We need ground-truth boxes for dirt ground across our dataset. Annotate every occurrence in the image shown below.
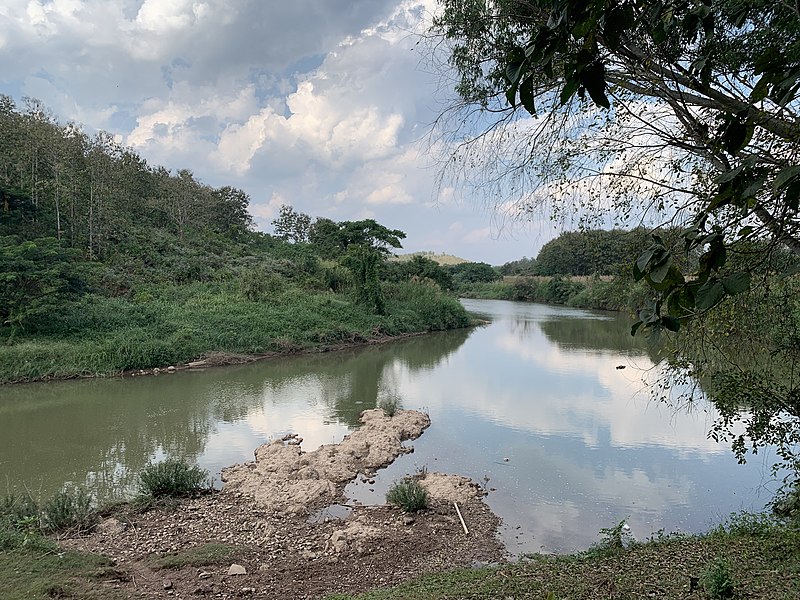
[61,410,506,599]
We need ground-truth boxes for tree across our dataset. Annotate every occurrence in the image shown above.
[433,0,800,331]
[271,205,312,244]
[308,217,407,258]
[0,235,88,329]
[448,261,501,286]
[342,244,386,314]
[385,255,455,290]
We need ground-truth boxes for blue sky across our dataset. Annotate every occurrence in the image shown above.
[1,0,563,264]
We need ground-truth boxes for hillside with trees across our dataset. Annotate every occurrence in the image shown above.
[0,97,469,383]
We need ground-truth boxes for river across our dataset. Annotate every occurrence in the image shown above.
[0,299,775,553]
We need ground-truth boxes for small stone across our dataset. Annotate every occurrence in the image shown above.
[503,457,510,462]
[163,579,173,590]
[227,563,247,576]
[403,516,415,526]
[198,571,211,579]
[241,588,256,595]
[167,365,176,372]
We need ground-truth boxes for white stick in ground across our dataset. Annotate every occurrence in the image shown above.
[454,501,469,535]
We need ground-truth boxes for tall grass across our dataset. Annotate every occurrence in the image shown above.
[138,459,209,498]
[0,278,471,383]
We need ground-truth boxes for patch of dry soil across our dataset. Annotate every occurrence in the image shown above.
[61,410,505,599]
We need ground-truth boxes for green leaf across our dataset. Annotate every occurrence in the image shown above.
[630,320,644,336]
[773,165,800,191]
[750,75,770,102]
[581,61,610,109]
[695,280,726,311]
[636,248,655,273]
[506,82,519,108]
[715,163,745,184]
[519,76,536,115]
[721,272,750,295]
[661,315,681,332]
[560,77,580,105]
[505,60,526,85]
[649,255,672,284]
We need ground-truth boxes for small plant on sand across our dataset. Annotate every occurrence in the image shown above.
[386,477,428,512]
[701,557,735,599]
[41,486,96,533]
[591,519,634,552]
[378,394,401,417]
[139,459,209,499]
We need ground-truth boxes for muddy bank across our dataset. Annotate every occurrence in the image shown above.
[61,409,505,599]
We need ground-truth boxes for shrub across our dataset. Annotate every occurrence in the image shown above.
[41,487,95,533]
[0,492,39,528]
[139,459,209,498]
[378,395,400,417]
[701,557,735,599]
[591,519,634,552]
[386,478,428,513]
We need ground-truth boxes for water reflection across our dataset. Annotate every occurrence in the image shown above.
[0,328,469,500]
[0,300,774,553]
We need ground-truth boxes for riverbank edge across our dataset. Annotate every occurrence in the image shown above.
[323,514,800,600]
[1,319,488,386]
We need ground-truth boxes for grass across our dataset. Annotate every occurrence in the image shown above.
[0,489,121,599]
[386,478,428,513]
[325,513,800,600]
[138,459,209,499]
[0,547,124,600]
[0,280,471,383]
[150,542,237,570]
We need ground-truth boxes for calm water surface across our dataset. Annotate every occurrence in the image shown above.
[0,299,775,553]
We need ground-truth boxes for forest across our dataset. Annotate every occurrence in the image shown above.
[0,97,469,383]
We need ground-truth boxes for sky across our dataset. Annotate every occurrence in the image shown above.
[0,0,561,264]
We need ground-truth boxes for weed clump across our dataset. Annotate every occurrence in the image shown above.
[386,478,428,513]
[139,459,209,499]
[41,487,96,533]
[589,519,634,553]
[701,557,735,599]
[378,395,400,417]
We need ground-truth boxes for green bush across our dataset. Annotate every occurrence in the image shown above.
[41,487,95,533]
[0,492,39,528]
[378,395,401,417]
[386,478,428,513]
[139,459,209,498]
[701,557,735,599]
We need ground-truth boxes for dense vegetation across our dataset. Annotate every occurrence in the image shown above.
[0,97,469,383]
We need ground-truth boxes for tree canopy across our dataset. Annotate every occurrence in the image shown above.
[433,0,800,331]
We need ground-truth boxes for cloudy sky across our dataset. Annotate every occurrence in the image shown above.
[1,0,560,263]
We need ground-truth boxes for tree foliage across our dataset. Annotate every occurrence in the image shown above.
[0,96,254,259]
[534,227,687,276]
[384,255,455,290]
[271,204,312,244]
[433,0,800,331]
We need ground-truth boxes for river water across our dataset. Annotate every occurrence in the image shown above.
[0,299,775,553]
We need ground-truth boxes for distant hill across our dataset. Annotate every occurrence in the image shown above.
[390,251,469,265]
